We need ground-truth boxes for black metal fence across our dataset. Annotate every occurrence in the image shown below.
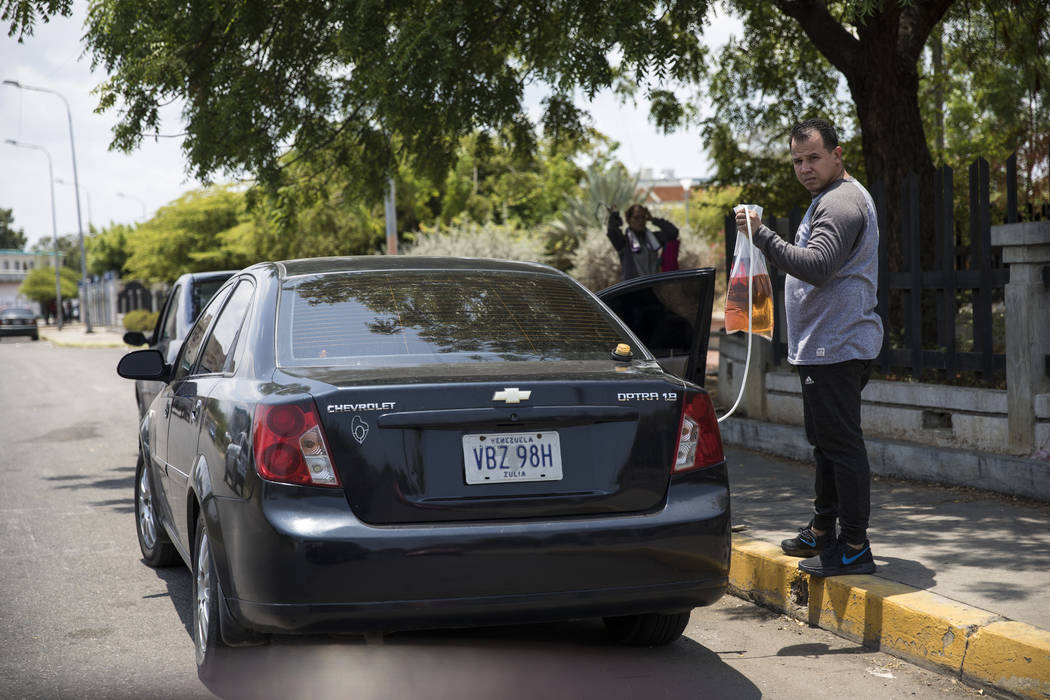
[722,154,1045,382]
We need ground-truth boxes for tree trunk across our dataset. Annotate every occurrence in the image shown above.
[774,0,954,274]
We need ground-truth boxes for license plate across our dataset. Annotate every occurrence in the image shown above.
[462,432,563,484]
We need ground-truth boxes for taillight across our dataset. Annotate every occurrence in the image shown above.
[673,391,725,473]
[253,401,340,487]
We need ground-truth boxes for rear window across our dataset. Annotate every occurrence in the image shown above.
[276,270,631,368]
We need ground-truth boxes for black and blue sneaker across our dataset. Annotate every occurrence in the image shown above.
[780,522,835,557]
[798,537,876,577]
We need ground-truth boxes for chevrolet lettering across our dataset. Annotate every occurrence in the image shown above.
[327,401,396,413]
[115,256,727,681]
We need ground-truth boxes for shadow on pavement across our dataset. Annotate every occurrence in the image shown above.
[150,563,761,700]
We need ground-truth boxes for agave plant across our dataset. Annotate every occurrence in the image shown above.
[546,163,652,270]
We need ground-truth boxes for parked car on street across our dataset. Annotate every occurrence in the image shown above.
[116,257,728,680]
[123,270,236,416]
[0,307,39,341]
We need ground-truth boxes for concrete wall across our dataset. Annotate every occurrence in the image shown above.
[719,331,1050,458]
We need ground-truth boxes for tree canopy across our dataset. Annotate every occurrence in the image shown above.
[0,207,28,249]
[77,0,709,204]
[31,232,83,271]
[700,0,1048,258]
[7,0,1046,274]
[18,263,79,305]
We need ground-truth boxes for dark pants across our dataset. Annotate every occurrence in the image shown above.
[798,360,872,545]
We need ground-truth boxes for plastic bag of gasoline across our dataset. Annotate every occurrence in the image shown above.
[724,205,774,340]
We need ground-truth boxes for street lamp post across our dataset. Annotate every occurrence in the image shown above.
[3,79,92,332]
[116,191,147,220]
[5,139,64,330]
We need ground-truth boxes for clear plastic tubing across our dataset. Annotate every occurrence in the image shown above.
[717,207,755,423]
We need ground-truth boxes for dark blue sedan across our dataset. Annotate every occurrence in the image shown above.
[117,257,729,680]
[0,306,39,341]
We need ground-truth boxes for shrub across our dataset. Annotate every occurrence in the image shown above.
[123,309,159,333]
[402,221,548,263]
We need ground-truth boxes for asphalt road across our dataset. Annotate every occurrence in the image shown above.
[0,338,990,700]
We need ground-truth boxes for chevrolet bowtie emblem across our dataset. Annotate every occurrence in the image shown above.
[492,388,531,404]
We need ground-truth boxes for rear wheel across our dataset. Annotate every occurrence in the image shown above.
[135,453,179,567]
[194,513,227,680]
[603,611,691,646]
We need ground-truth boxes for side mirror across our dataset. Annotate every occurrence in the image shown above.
[117,349,168,381]
[123,331,148,347]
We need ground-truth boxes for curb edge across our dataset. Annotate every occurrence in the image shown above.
[729,534,1050,698]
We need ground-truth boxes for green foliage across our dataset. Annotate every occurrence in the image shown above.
[1,0,71,41]
[402,221,548,263]
[70,0,711,207]
[18,263,79,304]
[86,223,132,276]
[30,233,83,271]
[0,207,28,249]
[697,2,874,217]
[248,184,386,262]
[922,4,1050,212]
[122,308,158,333]
[123,186,256,281]
[689,185,743,247]
[435,130,589,228]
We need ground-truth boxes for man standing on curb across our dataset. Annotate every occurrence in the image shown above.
[735,118,884,576]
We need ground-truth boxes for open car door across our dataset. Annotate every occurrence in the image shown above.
[597,268,716,386]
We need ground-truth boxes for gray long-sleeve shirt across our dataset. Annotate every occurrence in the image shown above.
[750,177,883,365]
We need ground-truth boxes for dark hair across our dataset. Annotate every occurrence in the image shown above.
[625,204,648,219]
[790,119,839,151]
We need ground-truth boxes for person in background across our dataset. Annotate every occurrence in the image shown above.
[735,117,883,577]
[607,204,679,280]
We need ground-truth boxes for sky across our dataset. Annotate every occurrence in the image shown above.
[1,5,740,251]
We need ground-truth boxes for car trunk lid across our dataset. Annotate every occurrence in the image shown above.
[312,368,687,524]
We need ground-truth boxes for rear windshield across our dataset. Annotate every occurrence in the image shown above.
[276,270,632,368]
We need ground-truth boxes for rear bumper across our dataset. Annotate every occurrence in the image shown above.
[210,471,731,635]
[232,577,726,635]
[0,325,38,338]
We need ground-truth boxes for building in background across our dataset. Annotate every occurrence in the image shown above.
[638,169,709,225]
[0,249,63,313]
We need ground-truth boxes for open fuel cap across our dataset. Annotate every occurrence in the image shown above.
[611,343,633,361]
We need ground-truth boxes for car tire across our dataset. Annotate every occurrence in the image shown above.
[603,611,691,646]
[194,512,228,681]
[31,334,39,341]
[135,453,179,567]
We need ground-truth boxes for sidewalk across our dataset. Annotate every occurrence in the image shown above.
[37,322,131,348]
[726,444,1050,698]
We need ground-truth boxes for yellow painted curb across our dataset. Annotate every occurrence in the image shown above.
[963,621,1050,699]
[729,534,1050,696]
[729,536,804,612]
[809,574,997,673]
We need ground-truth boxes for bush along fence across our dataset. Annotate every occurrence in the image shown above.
[722,153,1048,386]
